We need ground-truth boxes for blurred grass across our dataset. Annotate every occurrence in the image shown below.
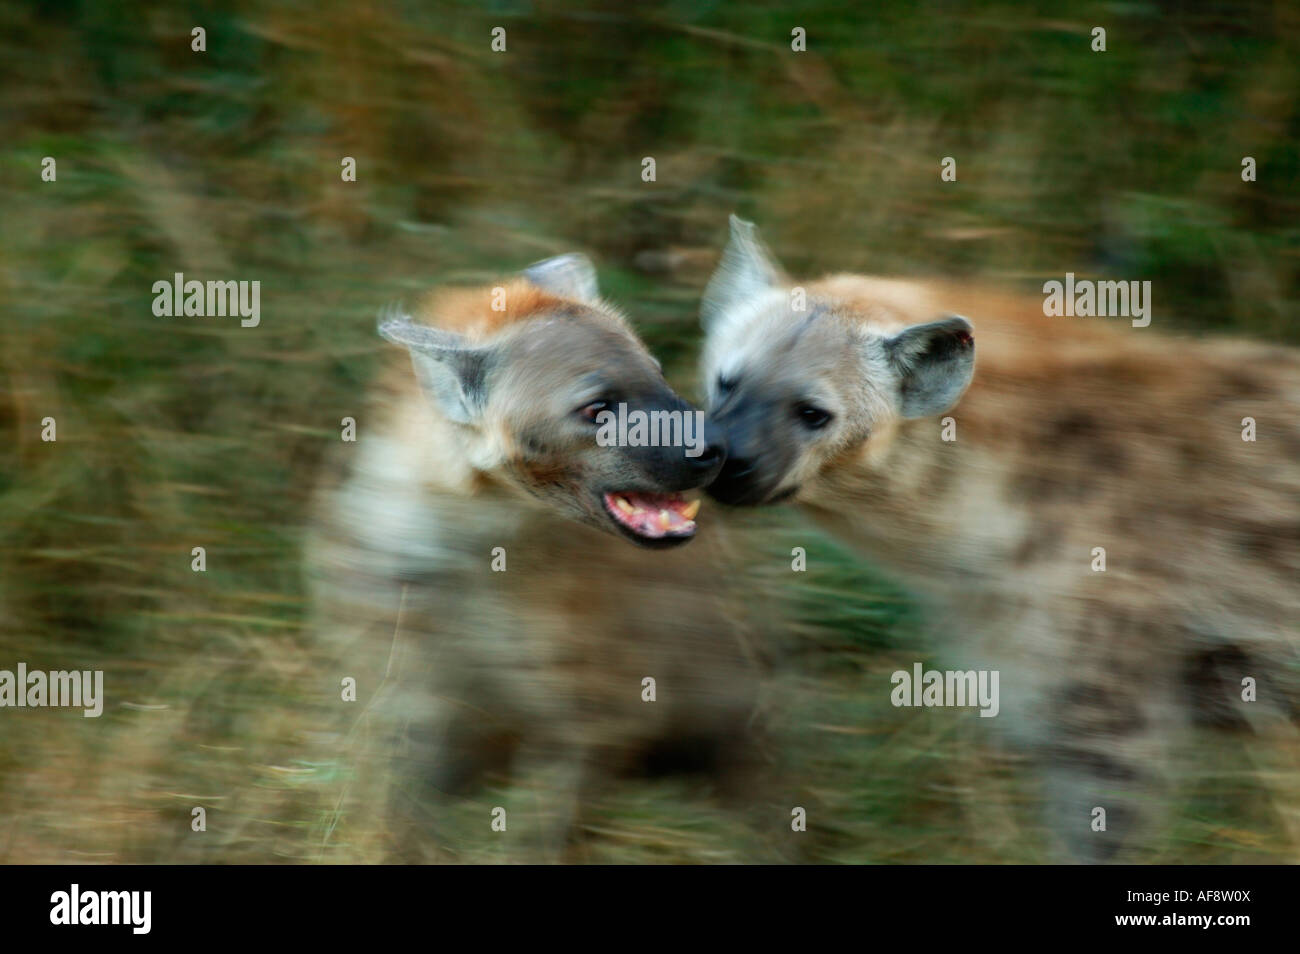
[1,0,1296,862]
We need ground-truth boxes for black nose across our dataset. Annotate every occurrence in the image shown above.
[686,416,727,470]
[689,439,724,469]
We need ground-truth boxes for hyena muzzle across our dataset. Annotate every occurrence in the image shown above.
[306,253,766,861]
[696,215,1300,862]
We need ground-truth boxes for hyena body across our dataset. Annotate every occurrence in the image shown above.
[307,256,761,861]
[701,217,1300,860]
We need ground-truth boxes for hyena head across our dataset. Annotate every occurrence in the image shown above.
[699,216,975,506]
[379,254,723,547]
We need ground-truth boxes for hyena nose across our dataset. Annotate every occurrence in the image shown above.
[689,438,724,469]
[688,418,727,470]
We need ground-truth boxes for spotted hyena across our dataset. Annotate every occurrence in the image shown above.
[306,254,763,861]
[699,216,1300,861]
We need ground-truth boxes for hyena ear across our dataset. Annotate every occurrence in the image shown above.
[701,214,784,331]
[522,253,600,304]
[884,315,975,419]
[378,308,493,425]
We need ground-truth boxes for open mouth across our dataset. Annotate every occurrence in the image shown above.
[601,491,701,546]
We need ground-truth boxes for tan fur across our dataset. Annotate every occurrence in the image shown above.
[701,227,1300,860]
[308,267,763,861]
[412,278,617,339]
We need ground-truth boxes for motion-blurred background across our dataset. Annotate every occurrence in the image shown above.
[1,0,1297,862]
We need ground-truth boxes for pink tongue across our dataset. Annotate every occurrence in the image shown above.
[626,492,686,514]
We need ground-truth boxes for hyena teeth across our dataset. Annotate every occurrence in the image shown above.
[659,509,672,528]
[681,499,701,520]
[615,496,635,515]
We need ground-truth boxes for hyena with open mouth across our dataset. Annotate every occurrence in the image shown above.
[698,216,1300,861]
[306,255,764,861]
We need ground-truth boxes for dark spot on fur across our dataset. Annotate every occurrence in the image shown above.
[1007,411,1131,502]
[1220,370,1268,400]
[1050,745,1142,783]
[1232,522,1300,567]
[1056,682,1148,735]
[1177,439,1206,475]
[1049,410,1098,440]
[1185,646,1256,729]
[1013,521,1061,564]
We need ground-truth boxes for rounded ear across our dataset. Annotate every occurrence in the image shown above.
[885,315,975,419]
[701,214,785,331]
[378,307,493,425]
[521,253,600,304]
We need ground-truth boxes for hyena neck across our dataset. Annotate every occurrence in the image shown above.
[331,387,562,576]
[804,411,1030,596]
[799,305,1176,596]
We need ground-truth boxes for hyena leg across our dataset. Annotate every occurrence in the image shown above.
[1040,696,1175,857]
[506,735,604,862]
[1038,658,1178,862]
[1188,643,1300,853]
[381,686,523,861]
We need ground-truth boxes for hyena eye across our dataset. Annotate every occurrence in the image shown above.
[577,400,611,423]
[716,375,736,395]
[795,402,833,430]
